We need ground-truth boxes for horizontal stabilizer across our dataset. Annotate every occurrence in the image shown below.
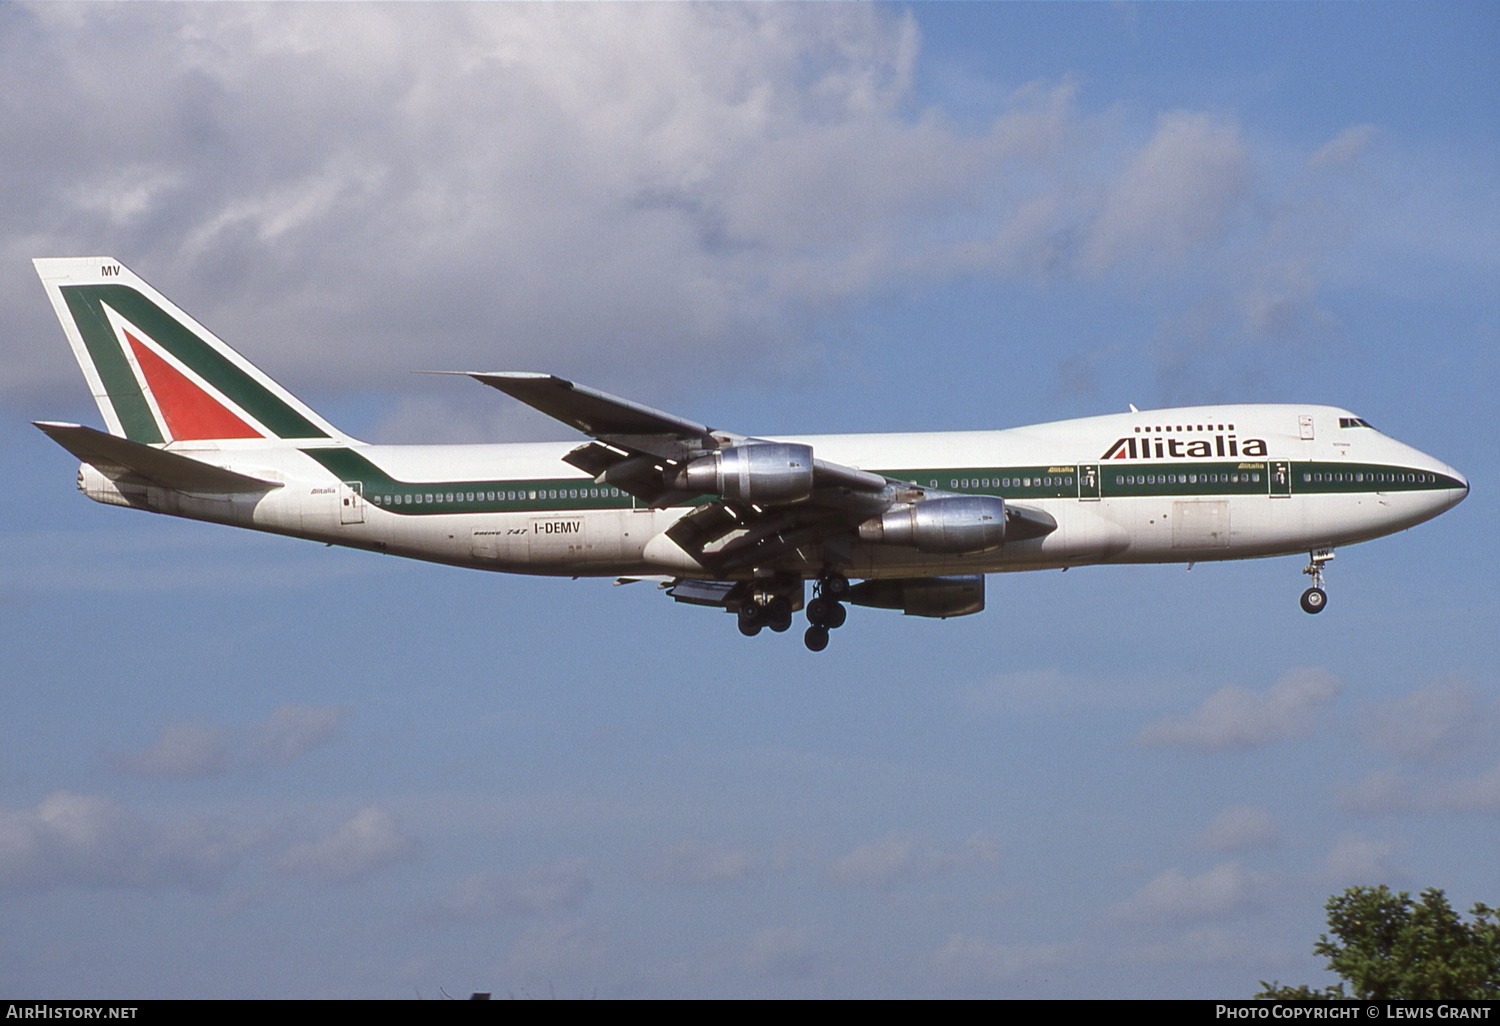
[34,421,283,494]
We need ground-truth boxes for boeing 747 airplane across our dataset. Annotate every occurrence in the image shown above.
[34,258,1468,650]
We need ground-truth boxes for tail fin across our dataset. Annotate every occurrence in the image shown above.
[34,257,345,445]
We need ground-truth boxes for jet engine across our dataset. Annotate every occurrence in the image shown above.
[857,495,1006,554]
[847,575,985,618]
[672,443,815,505]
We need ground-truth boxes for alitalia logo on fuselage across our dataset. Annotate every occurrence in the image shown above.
[1101,433,1268,460]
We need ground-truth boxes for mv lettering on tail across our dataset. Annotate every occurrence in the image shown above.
[34,258,1468,651]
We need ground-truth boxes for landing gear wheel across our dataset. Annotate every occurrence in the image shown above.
[770,612,793,633]
[807,597,846,629]
[823,600,847,630]
[804,625,830,652]
[738,602,765,637]
[1300,587,1327,614]
[822,573,850,599]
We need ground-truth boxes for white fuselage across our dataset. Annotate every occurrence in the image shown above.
[79,404,1468,581]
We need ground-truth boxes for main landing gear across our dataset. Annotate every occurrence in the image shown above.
[738,595,794,636]
[731,571,852,651]
[1300,548,1334,614]
[803,571,850,652]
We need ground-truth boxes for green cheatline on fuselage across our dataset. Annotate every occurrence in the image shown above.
[303,448,1465,518]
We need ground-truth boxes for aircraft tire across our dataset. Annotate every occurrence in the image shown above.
[739,602,765,636]
[1300,587,1327,614]
[807,597,830,626]
[824,600,847,630]
[804,625,830,652]
[823,574,850,599]
[770,613,793,633]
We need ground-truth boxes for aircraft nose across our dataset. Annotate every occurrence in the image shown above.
[1428,457,1468,512]
[1394,438,1468,518]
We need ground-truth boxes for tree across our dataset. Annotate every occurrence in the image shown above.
[1256,885,1500,1000]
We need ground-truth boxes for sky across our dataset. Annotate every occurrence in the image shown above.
[1,2,1497,999]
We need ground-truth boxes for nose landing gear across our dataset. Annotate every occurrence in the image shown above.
[1300,548,1333,614]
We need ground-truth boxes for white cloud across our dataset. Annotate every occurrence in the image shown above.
[1197,805,1279,852]
[929,935,1067,986]
[1083,111,1251,273]
[649,840,756,885]
[277,807,417,885]
[111,704,349,778]
[0,792,238,892]
[499,919,608,987]
[1111,862,1266,923]
[1309,124,1378,169]
[1341,762,1500,816]
[1320,834,1400,884]
[3,5,986,404]
[2,3,1392,422]
[826,834,917,890]
[110,721,232,780]
[253,704,351,766]
[1111,926,1258,967]
[1363,678,1489,762]
[1437,763,1500,813]
[950,833,1003,871]
[1135,668,1343,751]
[440,859,592,920]
[824,832,998,890]
[743,927,820,980]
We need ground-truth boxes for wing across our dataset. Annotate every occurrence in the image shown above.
[468,372,718,443]
[471,372,886,489]
[468,372,903,575]
[467,372,1055,577]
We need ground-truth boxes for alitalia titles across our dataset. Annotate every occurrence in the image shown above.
[1102,432,1268,461]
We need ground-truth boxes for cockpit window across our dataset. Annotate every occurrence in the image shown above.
[1339,417,1374,429]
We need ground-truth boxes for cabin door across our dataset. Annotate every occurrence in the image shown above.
[1078,464,1102,501]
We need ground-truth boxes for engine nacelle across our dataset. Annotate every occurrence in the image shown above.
[857,495,1005,554]
[847,575,985,618]
[674,443,815,505]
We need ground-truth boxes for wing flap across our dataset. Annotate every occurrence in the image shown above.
[666,579,739,607]
[561,441,626,479]
[35,421,283,494]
